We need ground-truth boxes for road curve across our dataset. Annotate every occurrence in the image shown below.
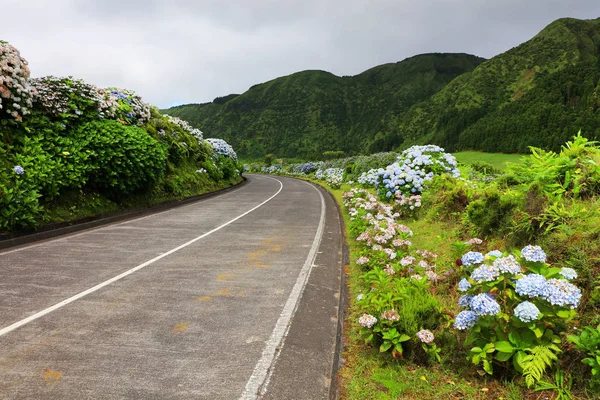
[0,174,344,399]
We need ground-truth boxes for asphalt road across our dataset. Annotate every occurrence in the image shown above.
[0,174,344,399]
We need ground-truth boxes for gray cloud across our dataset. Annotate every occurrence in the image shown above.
[3,0,599,109]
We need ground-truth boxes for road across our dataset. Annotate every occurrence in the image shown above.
[0,174,344,399]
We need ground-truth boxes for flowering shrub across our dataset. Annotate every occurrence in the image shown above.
[454,245,582,386]
[367,145,460,200]
[30,76,103,124]
[315,167,344,189]
[205,138,237,160]
[97,87,152,125]
[163,114,203,142]
[0,41,35,121]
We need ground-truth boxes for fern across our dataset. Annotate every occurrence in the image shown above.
[523,345,561,387]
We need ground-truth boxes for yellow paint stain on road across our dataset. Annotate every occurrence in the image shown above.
[43,369,62,384]
[217,273,235,281]
[195,296,211,302]
[172,323,188,333]
[247,237,286,270]
[217,288,231,296]
[238,290,247,297]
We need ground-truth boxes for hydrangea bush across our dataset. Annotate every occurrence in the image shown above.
[163,114,204,142]
[97,87,152,125]
[344,188,444,360]
[205,138,237,160]
[454,244,582,386]
[0,41,35,121]
[363,145,460,200]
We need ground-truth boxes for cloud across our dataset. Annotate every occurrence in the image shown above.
[3,0,599,109]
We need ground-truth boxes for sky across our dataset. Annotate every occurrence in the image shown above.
[3,0,599,109]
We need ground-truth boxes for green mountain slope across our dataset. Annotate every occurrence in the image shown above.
[164,53,485,158]
[398,17,600,153]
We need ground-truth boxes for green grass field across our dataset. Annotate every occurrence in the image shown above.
[453,151,525,170]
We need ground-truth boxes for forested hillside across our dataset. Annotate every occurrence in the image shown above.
[164,53,484,158]
[165,17,600,159]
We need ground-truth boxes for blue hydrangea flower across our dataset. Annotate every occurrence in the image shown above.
[514,301,541,323]
[461,251,485,267]
[470,293,501,316]
[13,165,24,175]
[454,310,479,330]
[471,264,500,282]
[493,255,522,275]
[515,274,547,298]
[485,250,503,258]
[542,279,582,309]
[458,278,471,292]
[559,267,578,280]
[458,294,473,308]
[521,245,547,263]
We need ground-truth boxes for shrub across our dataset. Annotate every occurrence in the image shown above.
[0,40,35,122]
[455,246,582,387]
[73,120,167,197]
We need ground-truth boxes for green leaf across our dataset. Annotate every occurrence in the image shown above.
[398,334,411,343]
[498,347,518,362]
[380,341,392,353]
[494,341,514,353]
[483,359,493,375]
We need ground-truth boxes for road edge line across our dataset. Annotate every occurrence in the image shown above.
[239,178,327,400]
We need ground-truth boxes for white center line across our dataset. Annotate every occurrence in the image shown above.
[0,177,283,338]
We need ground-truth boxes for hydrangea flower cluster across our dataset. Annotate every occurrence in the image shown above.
[98,87,151,125]
[542,279,582,309]
[515,274,549,298]
[164,114,204,142]
[470,293,501,316]
[417,329,435,343]
[485,250,503,258]
[262,164,282,174]
[30,76,103,119]
[455,310,479,330]
[521,245,547,263]
[372,145,461,199]
[514,301,540,323]
[493,255,522,274]
[13,165,24,175]
[461,251,485,266]
[206,138,237,160]
[471,264,500,282]
[381,309,400,321]
[458,278,471,292]
[291,161,319,175]
[0,41,36,121]
[359,313,378,328]
[316,168,344,188]
[559,267,577,280]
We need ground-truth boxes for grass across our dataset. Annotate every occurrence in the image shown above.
[453,152,525,170]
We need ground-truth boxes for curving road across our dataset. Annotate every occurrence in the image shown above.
[0,175,344,399]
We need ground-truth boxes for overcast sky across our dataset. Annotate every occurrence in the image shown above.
[3,0,598,108]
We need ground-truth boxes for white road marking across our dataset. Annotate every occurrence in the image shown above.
[0,177,281,338]
[240,180,326,400]
[0,178,253,256]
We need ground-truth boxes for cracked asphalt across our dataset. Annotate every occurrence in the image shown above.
[0,174,344,400]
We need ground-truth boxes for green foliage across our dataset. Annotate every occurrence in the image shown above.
[73,120,167,197]
[535,369,574,400]
[464,189,520,237]
[322,150,346,160]
[521,345,561,388]
[163,53,484,159]
[568,324,600,388]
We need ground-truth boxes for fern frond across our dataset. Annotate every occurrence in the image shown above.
[522,345,560,387]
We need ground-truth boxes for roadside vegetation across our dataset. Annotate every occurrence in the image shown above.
[253,137,600,399]
[0,41,241,234]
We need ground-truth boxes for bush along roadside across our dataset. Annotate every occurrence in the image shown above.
[1,40,242,234]
[258,141,600,399]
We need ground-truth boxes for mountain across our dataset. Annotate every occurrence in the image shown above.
[163,53,485,158]
[164,17,600,159]
[397,17,600,153]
